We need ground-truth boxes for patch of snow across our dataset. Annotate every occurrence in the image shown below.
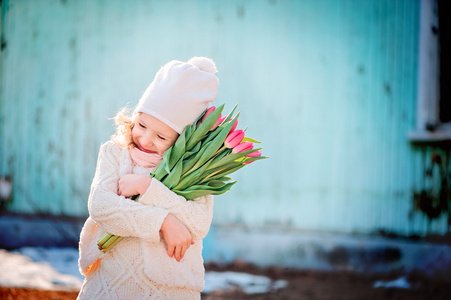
[203,271,287,294]
[17,247,83,280]
[373,276,411,289]
[1,247,287,295]
[0,249,82,291]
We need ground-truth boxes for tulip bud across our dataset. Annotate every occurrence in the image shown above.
[211,115,225,131]
[244,150,262,164]
[224,130,245,148]
[202,106,216,122]
[245,150,261,158]
[232,141,254,154]
[228,119,238,134]
[202,106,224,131]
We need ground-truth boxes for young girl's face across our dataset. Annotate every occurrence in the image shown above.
[132,113,179,156]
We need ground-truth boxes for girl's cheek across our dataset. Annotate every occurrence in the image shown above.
[163,143,173,153]
[131,127,140,139]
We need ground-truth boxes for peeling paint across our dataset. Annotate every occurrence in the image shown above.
[413,150,451,224]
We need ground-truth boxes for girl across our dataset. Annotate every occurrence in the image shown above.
[77,57,219,299]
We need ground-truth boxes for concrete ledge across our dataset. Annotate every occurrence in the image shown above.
[0,214,84,249]
[203,226,451,281]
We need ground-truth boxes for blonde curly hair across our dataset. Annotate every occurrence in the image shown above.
[111,107,138,148]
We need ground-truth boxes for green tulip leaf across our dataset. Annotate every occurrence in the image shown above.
[207,180,227,188]
[174,165,204,191]
[201,125,223,145]
[173,189,215,200]
[162,158,183,189]
[205,164,246,182]
[182,141,211,175]
[210,148,231,164]
[214,176,232,182]
[162,148,172,173]
[223,104,238,124]
[168,129,186,170]
[179,180,236,194]
[242,137,262,144]
[190,141,202,154]
[243,156,268,164]
[152,163,168,181]
[184,124,193,138]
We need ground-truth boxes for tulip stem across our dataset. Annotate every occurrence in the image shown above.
[213,145,227,157]
[102,236,124,253]
[184,146,228,179]
[200,167,227,184]
[97,233,112,248]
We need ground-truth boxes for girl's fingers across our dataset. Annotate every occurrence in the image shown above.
[174,246,182,262]
[180,246,186,260]
[180,242,192,261]
[168,242,192,262]
[167,245,174,258]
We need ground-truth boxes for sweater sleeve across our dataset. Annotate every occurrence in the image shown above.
[138,179,214,241]
[88,142,170,243]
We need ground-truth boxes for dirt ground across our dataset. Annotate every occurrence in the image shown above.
[1,261,450,300]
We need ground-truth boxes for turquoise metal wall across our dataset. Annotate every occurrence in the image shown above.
[1,0,446,236]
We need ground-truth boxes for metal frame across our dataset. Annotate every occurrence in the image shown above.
[409,0,451,142]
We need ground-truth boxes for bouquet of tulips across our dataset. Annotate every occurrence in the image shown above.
[97,104,267,253]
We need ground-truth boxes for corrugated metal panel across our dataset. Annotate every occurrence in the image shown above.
[0,0,447,235]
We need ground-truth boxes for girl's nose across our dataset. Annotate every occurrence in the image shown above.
[140,133,154,148]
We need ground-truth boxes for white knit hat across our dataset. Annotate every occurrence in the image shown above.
[135,57,219,134]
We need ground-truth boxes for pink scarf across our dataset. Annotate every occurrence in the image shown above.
[129,146,163,168]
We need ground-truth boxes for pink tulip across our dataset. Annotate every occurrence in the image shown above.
[202,106,216,122]
[224,130,245,148]
[245,150,262,158]
[228,119,238,134]
[244,150,262,165]
[232,141,254,154]
[201,106,224,131]
[212,116,225,131]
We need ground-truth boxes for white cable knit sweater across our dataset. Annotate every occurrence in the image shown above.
[77,141,214,299]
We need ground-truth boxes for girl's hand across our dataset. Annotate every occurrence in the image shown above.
[118,174,151,198]
[160,213,194,262]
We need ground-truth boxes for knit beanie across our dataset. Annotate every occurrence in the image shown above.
[135,57,219,134]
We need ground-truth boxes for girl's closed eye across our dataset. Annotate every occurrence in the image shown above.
[139,123,146,128]
[158,135,166,140]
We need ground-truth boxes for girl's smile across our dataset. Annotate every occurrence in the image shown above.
[132,113,179,156]
[136,141,157,154]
